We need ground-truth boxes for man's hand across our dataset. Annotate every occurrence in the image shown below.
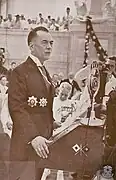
[31,136,52,159]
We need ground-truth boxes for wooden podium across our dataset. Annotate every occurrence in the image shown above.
[38,119,105,177]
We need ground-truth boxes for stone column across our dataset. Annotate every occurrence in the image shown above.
[7,0,14,14]
[0,0,7,18]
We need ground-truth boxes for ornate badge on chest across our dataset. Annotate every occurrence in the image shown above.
[27,96,48,107]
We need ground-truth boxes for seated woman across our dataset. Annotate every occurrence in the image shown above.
[53,82,78,125]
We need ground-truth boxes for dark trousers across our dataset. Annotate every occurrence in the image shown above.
[8,161,44,180]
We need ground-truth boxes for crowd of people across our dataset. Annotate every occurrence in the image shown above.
[0,7,73,31]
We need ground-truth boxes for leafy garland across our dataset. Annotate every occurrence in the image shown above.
[83,16,108,67]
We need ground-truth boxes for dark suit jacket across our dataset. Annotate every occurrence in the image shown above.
[95,71,107,104]
[106,90,116,146]
[8,57,55,161]
[61,79,81,98]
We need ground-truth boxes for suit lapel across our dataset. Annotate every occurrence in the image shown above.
[26,57,49,95]
[44,66,55,97]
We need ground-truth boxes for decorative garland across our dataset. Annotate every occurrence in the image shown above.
[83,16,108,67]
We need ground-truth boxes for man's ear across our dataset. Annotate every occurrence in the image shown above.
[29,42,34,51]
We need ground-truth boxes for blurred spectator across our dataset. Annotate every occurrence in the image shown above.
[14,14,21,29]
[0,15,4,28]
[27,18,32,30]
[61,16,66,26]
[0,75,8,95]
[0,48,8,76]
[61,7,73,31]
[81,78,87,88]
[0,75,13,138]
[31,19,37,29]
[0,75,7,113]
[52,73,59,96]
[49,18,59,31]
[10,61,17,71]
[4,14,14,28]
[0,9,73,31]
[20,14,28,30]
[61,72,81,99]
[38,18,47,27]
[60,22,69,31]
[39,13,43,19]
[37,13,43,24]
[104,57,116,96]
[46,15,52,28]
[65,7,73,23]
[58,72,64,84]
[52,73,59,88]
[8,62,16,81]
[56,16,61,26]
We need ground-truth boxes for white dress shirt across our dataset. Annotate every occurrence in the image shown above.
[30,54,51,86]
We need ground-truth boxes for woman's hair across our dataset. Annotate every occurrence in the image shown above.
[59,82,72,93]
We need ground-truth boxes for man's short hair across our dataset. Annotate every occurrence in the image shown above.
[60,82,72,92]
[66,7,70,11]
[0,75,7,80]
[11,62,16,65]
[27,26,49,46]
[0,48,5,53]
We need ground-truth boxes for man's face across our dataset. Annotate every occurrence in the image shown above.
[106,59,115,73]
[59,88,69,101]
[1,77,7,86]
[31,31,53,63]
[39,14,42,18]
[52,74,59,82]
[68,73,74,80]
[66,9,70,15]
[58,73,64,81]
[11,63,16,70]
[0,49,4,55]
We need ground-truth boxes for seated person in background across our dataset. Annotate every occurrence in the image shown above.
[8,61,17,81]
[0,75,8,95]
[52,73,59,96]
[53,82,77,125]
[49,18,59,31]
[61,72,81,100]
[0,75,8,112]
[0,48,8,76]
[0,75,13,138]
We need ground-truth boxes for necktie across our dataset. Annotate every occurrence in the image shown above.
[39,65,51,87]
[39,66,47,78]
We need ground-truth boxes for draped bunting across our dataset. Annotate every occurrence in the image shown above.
[83,16,108,67]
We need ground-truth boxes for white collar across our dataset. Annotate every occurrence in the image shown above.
[30,54,43,67]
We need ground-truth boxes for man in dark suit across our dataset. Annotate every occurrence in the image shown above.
[61,72,81,99]
[8,26,55,180]
[8,61,17,81]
